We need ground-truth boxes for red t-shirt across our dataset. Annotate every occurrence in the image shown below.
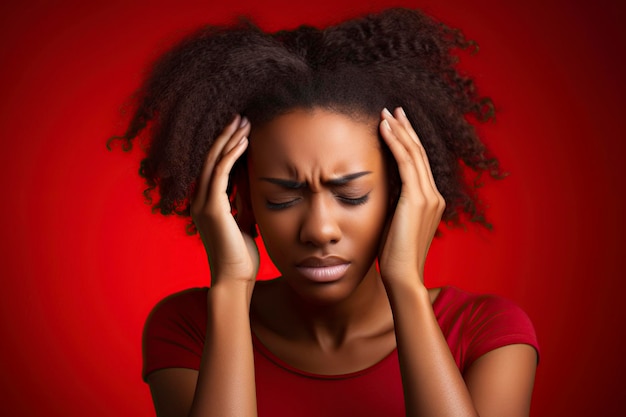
[143,286,539,417]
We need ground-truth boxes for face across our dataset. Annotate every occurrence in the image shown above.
[246,108,391,304]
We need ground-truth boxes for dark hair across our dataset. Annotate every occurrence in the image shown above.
[109,8,502,232]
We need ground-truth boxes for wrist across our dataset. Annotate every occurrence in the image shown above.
[381,275,429,307]
[209,279,256,307]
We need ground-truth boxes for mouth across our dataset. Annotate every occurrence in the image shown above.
[295,257,350,283]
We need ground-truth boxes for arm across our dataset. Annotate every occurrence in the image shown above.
[147,115,259,417]
[378,108,537,417]
[385,284,537,417]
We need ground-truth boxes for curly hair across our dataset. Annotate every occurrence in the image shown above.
[109,8,502,232]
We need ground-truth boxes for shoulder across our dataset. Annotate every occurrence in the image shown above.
[142,288,209,381]
[433,286,539,371]
[434,286,534,324]
[144,287,209,336]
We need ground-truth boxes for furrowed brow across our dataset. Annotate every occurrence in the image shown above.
[259,171,371,189]
[326,171,372,186]
[259,177,306,189]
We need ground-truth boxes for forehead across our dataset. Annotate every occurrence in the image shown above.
[248,108,382,176]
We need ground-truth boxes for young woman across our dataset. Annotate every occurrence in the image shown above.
[112,8,539,417]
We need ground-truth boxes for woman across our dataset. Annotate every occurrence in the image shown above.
[112,8,539,417]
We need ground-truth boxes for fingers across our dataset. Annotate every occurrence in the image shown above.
[393,107,420,145]
[188,115,260,284]
[379,107,445,214]
[209,136,249,216]
[378,107,447,282]
[192,115,251,214]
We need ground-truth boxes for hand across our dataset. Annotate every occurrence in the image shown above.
[191,115,259,289]
[377,107,445,288]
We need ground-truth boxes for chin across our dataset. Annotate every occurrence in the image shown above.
[281,266,376,308]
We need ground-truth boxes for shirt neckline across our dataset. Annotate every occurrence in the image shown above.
[250,286,451,380]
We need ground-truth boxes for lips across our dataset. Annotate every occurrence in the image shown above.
[295,256,350,283]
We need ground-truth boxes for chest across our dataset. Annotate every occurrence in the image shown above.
[253,342,406,417]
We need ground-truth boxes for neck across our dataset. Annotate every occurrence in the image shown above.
[282,264,393,351]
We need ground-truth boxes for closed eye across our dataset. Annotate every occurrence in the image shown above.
[266,198,301,210]
[337,193,370,206]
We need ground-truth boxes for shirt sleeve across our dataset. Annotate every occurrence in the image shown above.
[462,293,540,368]
[142,288,208,381]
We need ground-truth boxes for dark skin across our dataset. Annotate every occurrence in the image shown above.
[249,277,441,376]
[246,109,438,375]
[147,108,537,417]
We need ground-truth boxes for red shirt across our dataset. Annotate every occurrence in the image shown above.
[143,286,539,416]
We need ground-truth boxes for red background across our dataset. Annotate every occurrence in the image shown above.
[1,0,624,415]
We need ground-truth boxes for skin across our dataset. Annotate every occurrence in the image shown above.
[147,108,537,417]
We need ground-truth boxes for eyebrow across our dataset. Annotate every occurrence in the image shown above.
[259,171,372,189]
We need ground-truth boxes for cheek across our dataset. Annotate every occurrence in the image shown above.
[250,196,293,253]
[254,215,297,273]
[355,185,392,250]
[257,214,292,243]
[359,196,390,243]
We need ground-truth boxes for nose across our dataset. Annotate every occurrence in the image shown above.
[299,193,342,247]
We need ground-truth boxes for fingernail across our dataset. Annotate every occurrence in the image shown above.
[239,117,249,128]
[398,107,406,117]
[383,108,392,117]
[382,119,391,130]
